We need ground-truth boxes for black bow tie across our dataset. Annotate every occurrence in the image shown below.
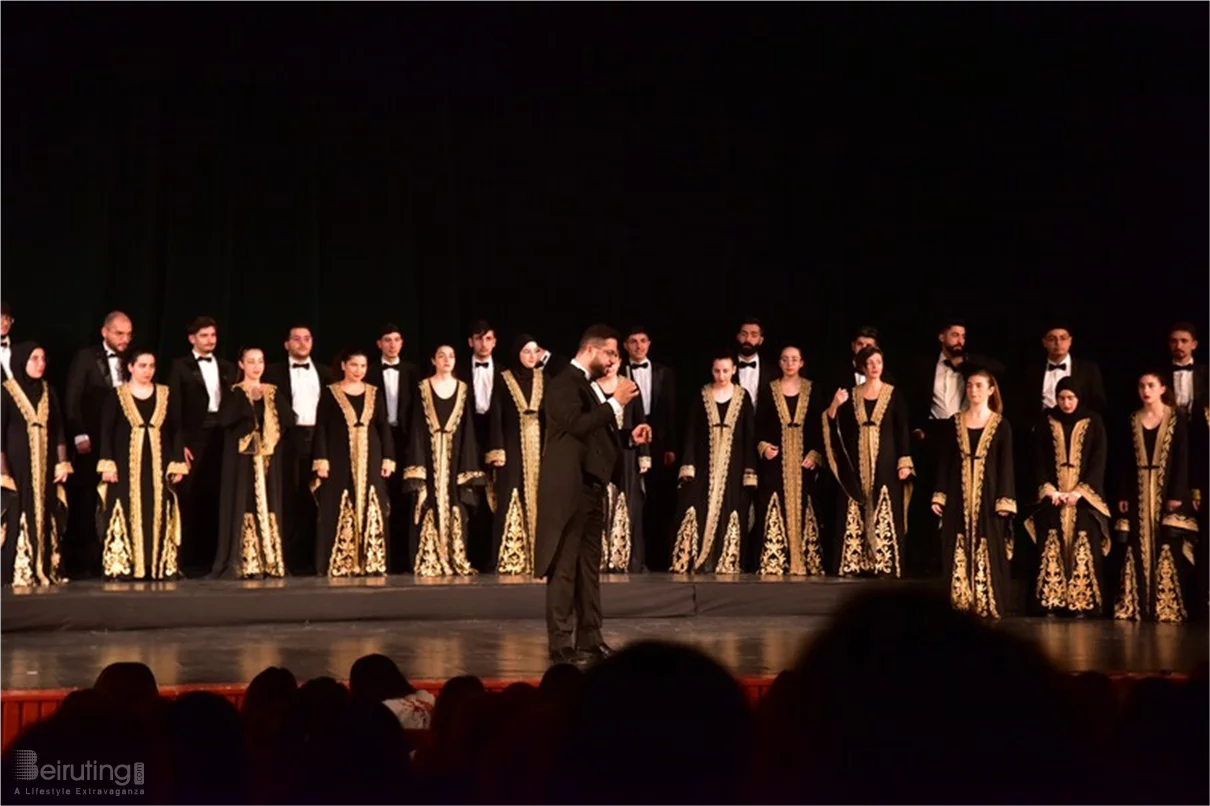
[1173,365,1194,373]
[941,360,958,371]
[0,338,8,348]
[630,362,649,370]
[292,362,311,370]
[1048,363,1067,372]
[381,364,399,372]
[475,362,490,369]
[106,352,118,360]
[738,361,757,369]
[196,356,213,363]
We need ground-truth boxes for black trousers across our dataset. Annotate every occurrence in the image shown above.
[179,422,224,576]
[906,419,948,578]
[546,478,606,651]
[387,429,410,573]
[280,426,318,575]
[64,449,102,578]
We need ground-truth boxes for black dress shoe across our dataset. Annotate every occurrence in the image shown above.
[577,643,615,662]
[549,647,578,665]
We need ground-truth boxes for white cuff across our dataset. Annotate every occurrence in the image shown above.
[74,435,90,447]
[607,398,624,417]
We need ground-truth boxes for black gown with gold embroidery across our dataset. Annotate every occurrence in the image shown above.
[600,391,650,573]
[403,379,485,577]
[1113,407,1198,623]
[211,383,290,579]
[932,413,1016,619]
[755,379,825,576]
[1,375,71,586]
[1025,411,1110,615]
[311,384,394,577]
[821,384,914,578]
[670,386,757,574]
[96,385,189,580]
[485,367,544,574]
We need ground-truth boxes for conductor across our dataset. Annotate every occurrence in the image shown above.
[535,325,652,664]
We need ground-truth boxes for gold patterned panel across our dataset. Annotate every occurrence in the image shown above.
[11,513,33,586]
[1035,529,1067,610]
[932,492,947,507]
[1153,544,1186,623]
[502,369,544,554]
[1161,513,1198,533]
[770,380,808,575]
[670,507,698,573]
[758,492,789,575]
[1113,547,1139,621]
[449,506,475,575]
[240,514,264,577]
[101,499,133,579]
[678,465,695,481]
[838,499,868,576]
[113,385,168,579]
[414,508,452,577]
[416,379,476,576]
[402,465,425,481]
[484,449,506,465]
[1067,532,1100,613]
[995,498,1017,515]
[327,489,361,577]
[330,384,376,562]
[5,379,51,584]
[496,488,531,575]
[949,533,973,612]
[870,486,899,577]
[716,510,743,573]
[955,412,1002,549]
[363,488,387,575]
[803,497,824,576]
[693,386,746,571]
[608,489,632,572]
[972,538,1000,619]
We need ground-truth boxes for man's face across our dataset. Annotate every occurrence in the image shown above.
[469,330,496,359]
[0,314,12,337]
[189,326,218,356]
[625,333,651,363]
[736,324,763,357]
[1169,330,1198,362]
[378,332,403,360]
[1042,329,1072,360]
[939,326,966,357]
[102,317,133,353]
[586,338,619,379]
[851,336,877,356]
[285,328,313,360]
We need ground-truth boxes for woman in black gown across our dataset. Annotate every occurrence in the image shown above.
[485,335,545,574]
[96,348,189,580]
[1,342,72,586]
[1113,371,1198,623]
[1025,377,1111,616]
[597,357,650,573]
[755,345,826,576]
[931,368,1015,619]
[403,344,485,577]
[822,346,913,578]
[670,352,757,574]
[312,350,395,577]
[211,347,291,579]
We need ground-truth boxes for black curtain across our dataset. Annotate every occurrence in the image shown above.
[4,3,1205,430]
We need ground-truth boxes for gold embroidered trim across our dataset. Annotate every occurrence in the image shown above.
[932,492,947,507]
[415,380,476,576]
[11,513,33,586]
[233,382,282,457]
[402,465,425,481]
[1153,544,1186,623]
[995,497,1017,515]
[1067,532,1100,613]
[101,499,133,579]
[742,469,758,487]
[896,456,915,473]
[330,384,377,569]
[496,488,531,574]
[53,462,73,479]
[1035,529,1067,610]
[670,507,698,573]
[838,498,868,576]
[693,385,746,571]
[382,458,397,476]
[312,459,331,474]
[678,465,695,481]
[1113,547,1138,620]
[1162,513,1198,532]
[166,461,189,477]
[756,441,774,458]
[1038,482,1058,501]
[716,510,743,573]
[327,489,360,576]
[113,385,170,578]
[4,379,52,584]
[759,492,789,575]
[484,449,506,465]
[803,497,824,576]
[955,411,1002,558]
[96,460,118,475]
[1130,406,1176,608]
[457,470,485,486]
[363,487,387,575]
[972,537,1000,619]
[950,533,973,612]
[501,368,543,555]
[607,487,631,572]
[1113,518,1130,533]
[638,456,652,472]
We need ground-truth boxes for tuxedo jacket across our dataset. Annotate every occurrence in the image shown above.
[64,345,127,443]
[910,352,1006,431]
[365,359,420,440]
[263,360,335,429]
[621,359,677,458]
[1025,356,1108,417]
[1166,363,1209,415]
[736,354,779,412]
[168,354,238,451]
[456,359,505,446]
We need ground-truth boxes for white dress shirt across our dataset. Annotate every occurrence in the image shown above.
[380,358,401,425]
[854,370,867,387]
[572,359,624,418]
[0,340,10,378]
[193,350,221,412]
[628,360,653,417]
[1173,360,1195,412]
[1041,354,1074,410]
[105,345,125,389]
[930,352,965,420]
[737,355,761,409]
[290,359,321,426]
[472,356,494,415]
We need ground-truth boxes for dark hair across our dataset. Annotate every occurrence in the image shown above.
[234,346,265,381]
[738,317,763,333]
[431,343,457,358]
[349,654,417,702]
[187,316,217,336]
[713,349,737,365]
[285,324,312,339]
[379,323,403,340]
[627,324,651,339]
[124,346,157,368]
[333,348,368,378]
[938,319,965,334]
[469,319,494,338]
[853,325,880,342]
[1139,369,1178,407]
[965,367,1003,414]
[1168,321,1199,341]
[1043,322,1073,337]
[579,324,620,350]
[1,301,10,318]
[854,345,884,372]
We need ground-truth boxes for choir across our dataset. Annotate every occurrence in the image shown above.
[1,307,1206,625]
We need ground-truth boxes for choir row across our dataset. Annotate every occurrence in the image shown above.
[0,309,1206,625]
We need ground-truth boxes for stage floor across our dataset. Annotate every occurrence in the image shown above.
[2,615,1206,691]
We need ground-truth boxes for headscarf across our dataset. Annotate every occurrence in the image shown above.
[8,341,45,404]
[511,333,539,379]
[1048,376,1084,427]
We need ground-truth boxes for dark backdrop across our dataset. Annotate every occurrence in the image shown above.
[3,3,1205,430]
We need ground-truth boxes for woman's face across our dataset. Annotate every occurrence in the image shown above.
[518,341,539,370]
[864,352,884,380]
[779,348,802,378]
[966,374,991,407]
[342,354,368,383]
[24,348,46,380]
[129,354,156,384]
[712,359,735,385]
[1137,374,1165,405]
[240,349,265,381]
[1057,389,1079,414]
[604,360,619,379]
[432,346,456,374]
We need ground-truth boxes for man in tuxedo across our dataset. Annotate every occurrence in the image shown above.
[0,301,13,380]
[169,316,237,575]
[1167,321,1207,418]
[621,325,677,570]
[1029,324,1107,416]
[264,325,332,574]
[535,325,650,664]
[735,317,777,412]
[63,310,133,576]
[365,323,418,572]
[1167,321,1208,620]
[456,319,501,569]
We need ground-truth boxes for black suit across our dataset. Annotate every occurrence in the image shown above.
[264,359,333,573]
[169,354,237,574]
[457,358,504,569]
[366,358,419,571]
[1027,357,1108,417]
[535,365,621,652]
[735,354,778,413]
[622,358,677,570]
[62,345,127,577]
[1168,362,1209,619]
